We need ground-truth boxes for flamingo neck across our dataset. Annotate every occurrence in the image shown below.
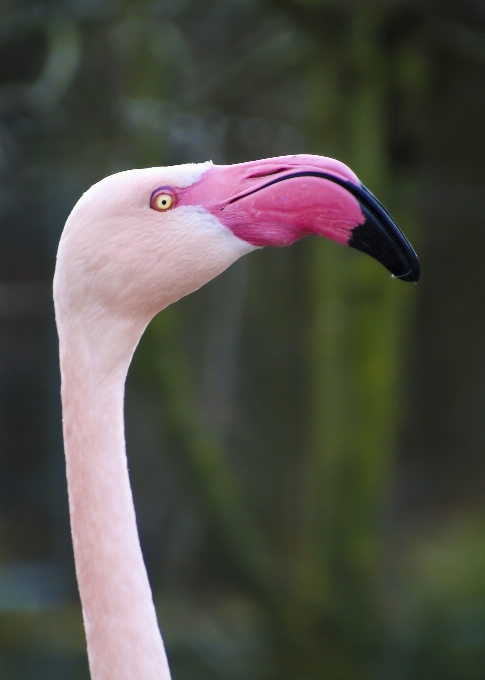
[58,315,172,680]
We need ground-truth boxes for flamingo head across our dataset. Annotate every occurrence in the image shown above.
[54,154,419,329]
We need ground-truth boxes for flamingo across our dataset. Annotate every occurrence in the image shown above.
[53,154,419,680]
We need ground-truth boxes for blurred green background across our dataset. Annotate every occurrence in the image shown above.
[1,0,485,678]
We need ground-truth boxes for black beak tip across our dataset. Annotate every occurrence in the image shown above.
[393,259,420,283]
[349,215,421,284]
[346,183,420,285]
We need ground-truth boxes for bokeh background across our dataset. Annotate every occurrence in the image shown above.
[1,0,485,678]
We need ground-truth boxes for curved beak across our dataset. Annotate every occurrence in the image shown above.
[345,181,420,282]
[180,155,420,283]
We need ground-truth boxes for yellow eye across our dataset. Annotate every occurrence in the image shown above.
[152,193,174,211]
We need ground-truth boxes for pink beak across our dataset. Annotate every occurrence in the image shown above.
[179,154,420,282]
